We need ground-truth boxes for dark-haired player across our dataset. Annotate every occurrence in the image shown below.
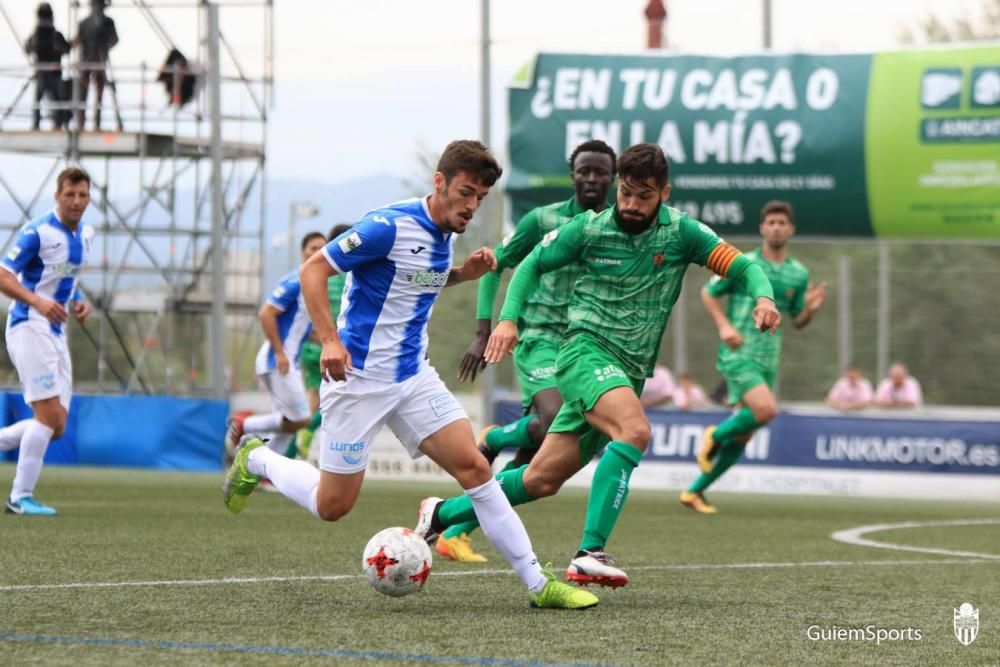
[417,143,780,588]
[444,139,617,562]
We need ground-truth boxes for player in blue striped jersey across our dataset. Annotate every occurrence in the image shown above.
[0,167,94,516]
[226,232,328,461]
[224,141,598,609]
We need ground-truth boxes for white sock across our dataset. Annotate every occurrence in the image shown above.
[10,420,55,503]
[248,446,319,517]
[244,412,283,434]
[265,431,293,455]
[0,419,31,452]
[467,478,546,593]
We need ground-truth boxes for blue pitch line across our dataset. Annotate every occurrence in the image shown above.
[0,634,607,667]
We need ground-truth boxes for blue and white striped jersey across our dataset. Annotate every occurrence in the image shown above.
[1,211,94,337]
[254,271,314,374]
[323,197,453,383]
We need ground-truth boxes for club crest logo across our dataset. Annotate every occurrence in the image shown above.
[652,251,665,266]
[953,602,979,646]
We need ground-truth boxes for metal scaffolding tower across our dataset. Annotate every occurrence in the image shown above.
[0,0,272,398]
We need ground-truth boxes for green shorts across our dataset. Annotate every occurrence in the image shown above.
[513,336,560,410]
[300,341,323,390]
[550,334,645,464]
[718,357,775,406]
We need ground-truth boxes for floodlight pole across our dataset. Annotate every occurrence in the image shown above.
[207,2,227,399]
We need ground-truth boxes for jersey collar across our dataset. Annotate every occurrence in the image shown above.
[49,209,81,236]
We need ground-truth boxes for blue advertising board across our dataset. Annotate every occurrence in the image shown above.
[494,400,1000,476]
[1,393,228,471]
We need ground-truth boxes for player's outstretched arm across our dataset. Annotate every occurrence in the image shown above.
[447,247,498,286]
[0,266,67,325]
[458,318,492,382]
[258,302,290,375]
[706,244,779,334]
[72,288,91,324]
[484,320,518,364]
[701,285,742,349]
[793,281,827,329]
[300,251,352,382]
[460,265,505,382]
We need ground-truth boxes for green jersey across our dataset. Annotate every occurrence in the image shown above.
[477,197,586,341]
[501,205,724,378]
[706,247,809,371]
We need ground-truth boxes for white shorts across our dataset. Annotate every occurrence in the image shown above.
[6,324,72,409]
[258,366,311,422]
[318,366,468,474]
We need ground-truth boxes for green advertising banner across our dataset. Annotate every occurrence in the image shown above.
[508,46,1000,238]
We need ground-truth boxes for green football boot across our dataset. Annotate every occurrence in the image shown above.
[529,565,599,610]
[222,435,267,513]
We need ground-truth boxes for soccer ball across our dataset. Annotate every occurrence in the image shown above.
[361,527,433,597]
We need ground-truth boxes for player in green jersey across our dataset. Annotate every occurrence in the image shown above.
[680,200,826,514]
[440,140,616,563]
[415,144,781,587]
[295,223,353,463]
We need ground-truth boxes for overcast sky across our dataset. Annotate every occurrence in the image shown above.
[0,0,983,188]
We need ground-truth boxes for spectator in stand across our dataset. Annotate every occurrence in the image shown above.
[640,363,675,408]
[825,363,874,411]
[74,0,118,131]
[874,362,923,408]
[673,372,709,410]
[24,3,70,130]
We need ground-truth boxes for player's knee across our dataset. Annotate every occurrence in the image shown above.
[455,454,493,489]
[283,417,310,432]
[751,402,778,424]
[536,408,558,433]
[35,410,65,438]
[617,419,651,452]
[522,467,565,498]
[316,497,353,522]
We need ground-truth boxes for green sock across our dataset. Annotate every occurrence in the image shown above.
[579,441,644,552]
[712,407,761,443]
[442,461,519,539]
[688,439,745,493]
[437,464,535,528]
[484,415,536,453]
[307,410,322,433]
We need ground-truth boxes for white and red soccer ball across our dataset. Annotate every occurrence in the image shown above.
[361,527,433,597]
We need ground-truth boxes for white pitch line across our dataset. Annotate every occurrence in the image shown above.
[831,518,1000,560]
[1,558,997,592]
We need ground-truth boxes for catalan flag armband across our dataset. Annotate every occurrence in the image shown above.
[706,242,741,277]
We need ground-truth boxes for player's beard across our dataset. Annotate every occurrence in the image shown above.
[614,207,658,234]
[436,188,472,234]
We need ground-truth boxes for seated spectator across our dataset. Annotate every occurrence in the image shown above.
[640,363,675,408]
[874,362,923,408]
[825,363,873,411]
[673,372,709,410]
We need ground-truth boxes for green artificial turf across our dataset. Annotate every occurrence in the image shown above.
[0,465,997,666]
